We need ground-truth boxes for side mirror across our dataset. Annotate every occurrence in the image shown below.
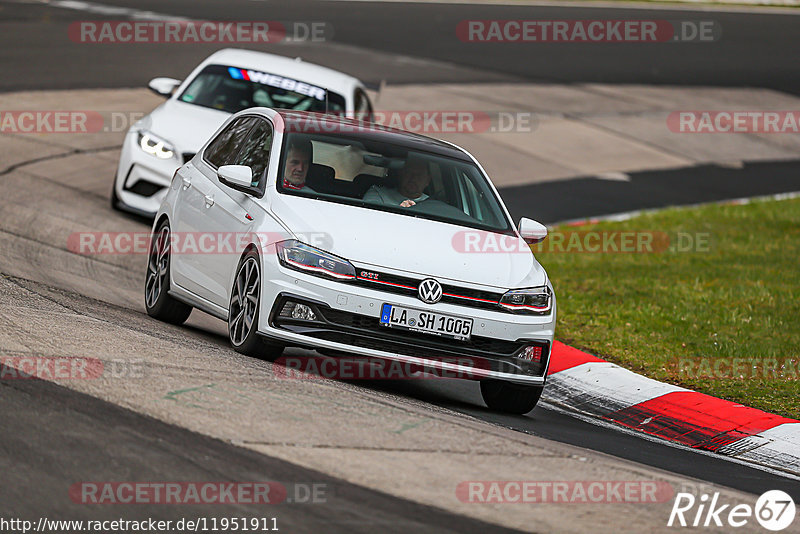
[518,218,548,244]
[218,165,253,189]
[147,77,182,97]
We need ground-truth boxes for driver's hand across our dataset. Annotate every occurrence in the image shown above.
[400,199,416,207]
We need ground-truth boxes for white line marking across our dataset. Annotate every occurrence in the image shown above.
[38,0,190,21]
[595,171,631,182]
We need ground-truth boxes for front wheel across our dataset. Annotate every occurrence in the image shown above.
[144,221,192,324]
[228,250,284,360]
[480,380,543,415]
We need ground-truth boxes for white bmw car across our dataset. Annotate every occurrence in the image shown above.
[113,48,374,217]
[146,109,555,414]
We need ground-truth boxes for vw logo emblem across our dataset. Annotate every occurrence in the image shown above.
[418,279,443,304]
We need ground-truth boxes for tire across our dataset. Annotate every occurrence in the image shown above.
[144,221,192,324]
[480,380,543,415]
[228,250,284,360]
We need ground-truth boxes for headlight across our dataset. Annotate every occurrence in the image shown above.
[137,131,175,159]
[499,286,552,315]
[275,240,355,281]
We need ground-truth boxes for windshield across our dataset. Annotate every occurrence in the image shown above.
[277,132,512,233]
[178,64,347,114]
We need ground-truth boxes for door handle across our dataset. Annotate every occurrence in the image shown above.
[204,194,214,207]
[181,177,191,190]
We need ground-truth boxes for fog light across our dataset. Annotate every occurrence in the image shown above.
[279,301,318,321]
[291,303,317,321]
[520,345,543,363]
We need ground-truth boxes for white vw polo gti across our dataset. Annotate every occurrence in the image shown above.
[146,109,555,414]
[113,48,373,218]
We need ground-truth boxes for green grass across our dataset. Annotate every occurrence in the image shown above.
[537,197,800,419]
[529,0,799,7]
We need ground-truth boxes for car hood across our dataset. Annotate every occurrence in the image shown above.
[269,196,547,290]
[135,99,230,152]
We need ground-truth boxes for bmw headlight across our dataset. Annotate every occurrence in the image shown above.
[137,130,175,159]
[276,240,356,281]
[499,286,552,315]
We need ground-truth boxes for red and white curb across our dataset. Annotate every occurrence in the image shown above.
[545,341,800,477]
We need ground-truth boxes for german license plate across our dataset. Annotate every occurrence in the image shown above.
[379,303,473,341]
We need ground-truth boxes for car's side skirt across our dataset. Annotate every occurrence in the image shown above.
[168,283,228,321]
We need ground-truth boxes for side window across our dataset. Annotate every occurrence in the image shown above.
[233,119,273,187]
[354,88,373,120]
[204,116,259,168]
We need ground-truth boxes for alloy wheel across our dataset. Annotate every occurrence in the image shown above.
[229,256,260,346]
[145,226,171,309]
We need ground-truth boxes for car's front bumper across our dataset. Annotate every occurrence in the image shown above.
[258,257,556,385]
[114,131,187,217]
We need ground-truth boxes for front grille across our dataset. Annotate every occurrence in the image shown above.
[352,269,507,312]
[319,307,522,355]
[270,295,549,377]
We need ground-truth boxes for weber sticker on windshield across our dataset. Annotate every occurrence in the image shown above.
[227,67,327,101]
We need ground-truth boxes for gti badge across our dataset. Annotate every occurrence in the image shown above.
[418,279,443,304]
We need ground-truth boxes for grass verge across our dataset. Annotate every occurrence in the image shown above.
[537,197,800,419]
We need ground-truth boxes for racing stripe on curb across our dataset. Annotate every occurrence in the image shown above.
[547,341,605,373]
[607,392,796,451]
[546,342,800,475]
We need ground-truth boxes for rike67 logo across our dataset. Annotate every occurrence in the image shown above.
[668,490,796,531]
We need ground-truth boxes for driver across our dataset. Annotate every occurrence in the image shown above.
[282,138,315,192]
[363,155,431,207]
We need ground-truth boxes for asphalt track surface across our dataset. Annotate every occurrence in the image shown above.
[2,0,800,529]
[1,0,800,92]
[500,159,800,224]
[0,376,523,534]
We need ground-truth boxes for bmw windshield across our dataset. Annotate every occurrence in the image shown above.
[178,64,346,114]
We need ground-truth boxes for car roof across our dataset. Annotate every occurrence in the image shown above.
[273,110,474,162]
[199,48,363,97]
